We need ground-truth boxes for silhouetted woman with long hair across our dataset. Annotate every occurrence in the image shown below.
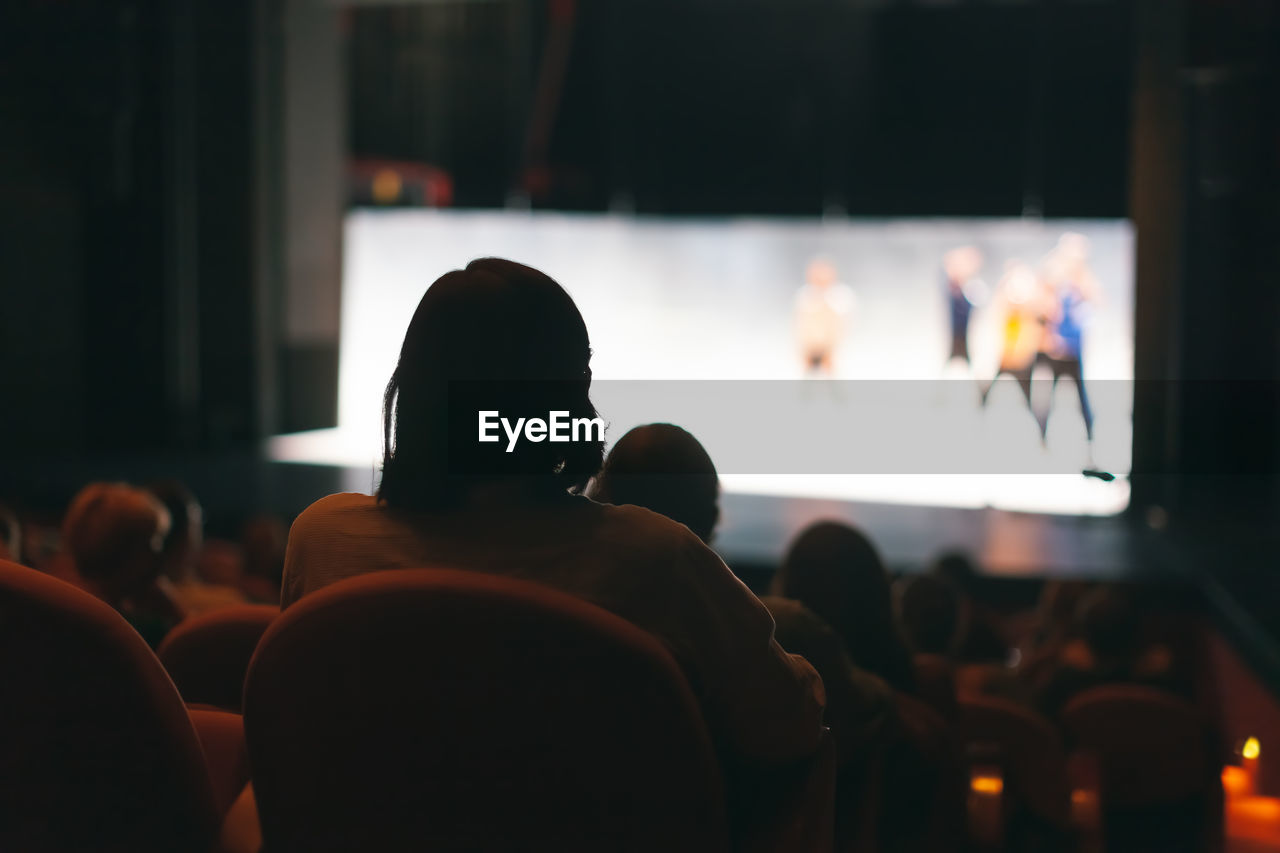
[280,257,825,771]
[772,520,916,693]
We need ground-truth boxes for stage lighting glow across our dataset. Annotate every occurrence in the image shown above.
[270,209,1135,517]
[1243,738,1261,760]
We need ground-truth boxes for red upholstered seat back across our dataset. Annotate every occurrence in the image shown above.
[157,604,278,711]
[244,568,730,853]
[0,559,219,853]
[957,694,1071,826]
[1061,684,1217,808]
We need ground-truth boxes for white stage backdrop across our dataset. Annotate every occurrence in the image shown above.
[271,209,1134,515]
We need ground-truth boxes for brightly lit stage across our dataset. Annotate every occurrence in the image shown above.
[270,210,1141,575]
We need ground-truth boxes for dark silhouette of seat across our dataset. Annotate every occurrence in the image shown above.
[243,568,734,852]
[157,603,278,711]
[0,559,219,853]
[957,694,1072,849]
[841,690,964,853]
[188,707,252,817]
[1061,684,1223,853]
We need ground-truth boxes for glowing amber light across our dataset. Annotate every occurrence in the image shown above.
[970,775,1004,795]
[1223,766,1252,798]
[372,170,403,204]
[1243,738,1261,760]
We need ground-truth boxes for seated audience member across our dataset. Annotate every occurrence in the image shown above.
[1031,586,1182,716]
[772,521,917,694]
[62,482,185,647]
[896,573,961,657]
[0,505,21,564]
[588,423,889,764]
[761,596,894,768]
[281,257,825,768]
[240,514,287,603]
[148,479,245,615]
[586,423,720,543]
[930,551,1011,663]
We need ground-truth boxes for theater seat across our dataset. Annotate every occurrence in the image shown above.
[956,695,1072,849]
[1061,684,1224,853]
[0,559,220,853]
[847,691,965,853]
[158,604,278,711]
[188,707,252,817]
[243,568,735,852]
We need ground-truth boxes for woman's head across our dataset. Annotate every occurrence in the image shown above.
[773,520,914,690]
[378,258,604,509]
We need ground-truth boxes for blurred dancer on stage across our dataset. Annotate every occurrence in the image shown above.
[794,257,855,376]
[942,246,986,367]
[981,260,1050,423]
[1040,233,1103,467]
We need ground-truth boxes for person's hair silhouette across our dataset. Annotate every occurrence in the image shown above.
[378,258,604,510]
[587,423,720,543]
[772,520,916,692]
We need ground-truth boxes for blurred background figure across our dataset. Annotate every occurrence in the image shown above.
[587,423,720,544]
[930,551,1013,665]
[896,572,962,659]
[240,513,288,603]
[1040,233,1102,465]
[942,246,986,370]
[148,479,245,616]
[0,505,21,564]
[1029,586,1183,716]
[981,259,1052,433]
[62,482,184,647]
[772,520,917,694]
[793,257,855,377]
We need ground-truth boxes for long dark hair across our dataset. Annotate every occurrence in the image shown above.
[377,258,604,510]
[773,520,916,692]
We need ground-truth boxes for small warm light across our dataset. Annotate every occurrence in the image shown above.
[1223,766,1252,798]
[372,169,403,204]
[1072,789,1098,806]
[970,774,1004,795]
[1243,738,1261,760]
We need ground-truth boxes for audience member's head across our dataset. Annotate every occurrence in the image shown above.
[896,573,961,657]
[772,520,915,692]
[378,258,604,510]
[62,483,170,600]
[146,479,203,583]
[1074,586,1138,666]
[0,505,21,564]
[930,550,980,596]
[587,423,720,543]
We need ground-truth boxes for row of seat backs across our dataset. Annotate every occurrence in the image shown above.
[0,560,834,853]
[244,568,733,852]
[0,559,220,852]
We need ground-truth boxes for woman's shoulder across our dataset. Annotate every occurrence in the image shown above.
[587,498,708,553]
[291,492,382,531]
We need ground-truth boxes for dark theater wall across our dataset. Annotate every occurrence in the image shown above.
[344,0,1134,218]
[0,0,339,457]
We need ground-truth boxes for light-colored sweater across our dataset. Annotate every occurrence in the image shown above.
[281,490,826,765]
